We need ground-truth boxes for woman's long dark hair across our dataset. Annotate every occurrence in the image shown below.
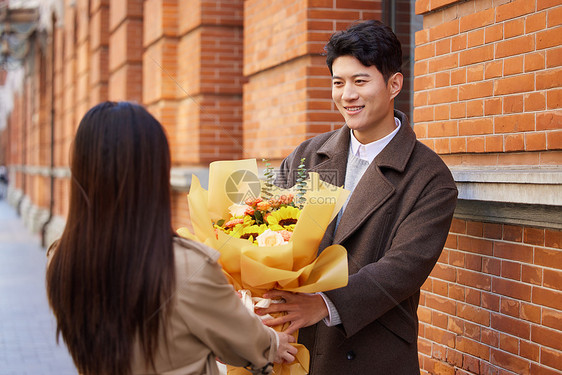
[46,101,175,375]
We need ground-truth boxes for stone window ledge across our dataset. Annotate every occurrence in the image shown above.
[170,166,562,201]
[11,165,562,229]
[450,166,562,206]
[160,166,562,229]
[170,167,210,192]
[449,166,562,230]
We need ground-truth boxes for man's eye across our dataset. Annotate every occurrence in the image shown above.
[355,79,366,84]
[333,81,343,86]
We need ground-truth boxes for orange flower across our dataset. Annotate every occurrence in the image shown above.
[256,201,270,211]
[268,198,281,209]
[279,194,294,205]
[245,197,263,207]
[224,218,244,228]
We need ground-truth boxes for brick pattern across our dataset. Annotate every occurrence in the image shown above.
[75,0,90,125]
[171,190,191,233]
[89,0,109,108]
[22,41,51,210]
[174,0,245,164]
[244,0,310,76]
[53,14,69,216]
[414,0,562,166]
[108,0,143,102]
[419,219,562,374]
[243,56,333,159]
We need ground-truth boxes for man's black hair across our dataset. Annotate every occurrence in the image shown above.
[325,20,403,82]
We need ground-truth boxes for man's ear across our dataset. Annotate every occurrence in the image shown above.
[388,72,403,100]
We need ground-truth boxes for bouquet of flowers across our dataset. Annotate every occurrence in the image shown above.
[178,159,349,375]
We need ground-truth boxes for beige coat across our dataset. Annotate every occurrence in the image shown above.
[49,237,278,375]
[130,237,278,374]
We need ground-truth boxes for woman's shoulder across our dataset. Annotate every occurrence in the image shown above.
[173,236,221,272]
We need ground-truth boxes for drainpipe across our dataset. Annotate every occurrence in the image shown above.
[41,12,56,248]
[389,0,396,32]
[17,66,27,215]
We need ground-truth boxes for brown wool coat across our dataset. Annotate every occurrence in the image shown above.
[277,111,458,374]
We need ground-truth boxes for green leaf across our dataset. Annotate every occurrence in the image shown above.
[254,210,264,225]
[261,158,275,199]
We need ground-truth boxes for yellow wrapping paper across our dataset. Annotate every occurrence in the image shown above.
[177,159,350,375]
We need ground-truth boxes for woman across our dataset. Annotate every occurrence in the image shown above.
[46,101,296,375]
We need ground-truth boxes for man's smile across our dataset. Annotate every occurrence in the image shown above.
[344,106,365,113]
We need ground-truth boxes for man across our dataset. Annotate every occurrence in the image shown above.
[257,20,458,374]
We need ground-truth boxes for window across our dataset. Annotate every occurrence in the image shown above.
[383,0,423,124]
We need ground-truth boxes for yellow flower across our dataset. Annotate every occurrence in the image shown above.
[235,224,268,240]
[266,206,300,230]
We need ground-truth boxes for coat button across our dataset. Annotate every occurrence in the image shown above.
[346,350,355,360]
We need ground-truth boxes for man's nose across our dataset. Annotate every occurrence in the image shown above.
[342,83,358,101]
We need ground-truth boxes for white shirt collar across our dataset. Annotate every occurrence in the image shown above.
[349,117,401,164]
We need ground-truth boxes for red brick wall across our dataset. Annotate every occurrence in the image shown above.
[52,3,71,217]
[413,0,561,166]
[108,0,143,102]
[75,0,90,119]
[143,0,180,168]
[7,93,23,190]
[27,52,40,171]
[173,0,245,165]
[0,69,6,163]
[145,0,246,223]
[89,0,109,107]
[171,190,191,234]
[420,219,562,374]
[414,1,562,374]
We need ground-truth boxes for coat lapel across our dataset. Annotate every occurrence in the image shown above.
[333,164,394,244]
[311,126,350,188]
[321,111,417,246]
[309,126,349,250]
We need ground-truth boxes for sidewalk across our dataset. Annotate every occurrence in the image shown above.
[0,200,76,375]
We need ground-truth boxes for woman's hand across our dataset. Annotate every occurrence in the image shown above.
[274,332,297,363]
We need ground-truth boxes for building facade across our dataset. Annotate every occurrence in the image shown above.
[0,0,561,374]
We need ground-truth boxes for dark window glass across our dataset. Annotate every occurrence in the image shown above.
[383,0,423,124]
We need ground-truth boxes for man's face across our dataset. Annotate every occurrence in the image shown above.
[331,55,399,143]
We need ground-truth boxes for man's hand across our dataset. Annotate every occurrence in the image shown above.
[255,290,329,335]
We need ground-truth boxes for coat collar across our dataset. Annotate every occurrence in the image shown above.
[317,110,415,172]
[314,110,417,246]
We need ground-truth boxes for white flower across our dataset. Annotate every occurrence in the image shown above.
[256,229,287,247]
[228,203,251,218]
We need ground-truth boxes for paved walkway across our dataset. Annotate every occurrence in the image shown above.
[0,199,76,375]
